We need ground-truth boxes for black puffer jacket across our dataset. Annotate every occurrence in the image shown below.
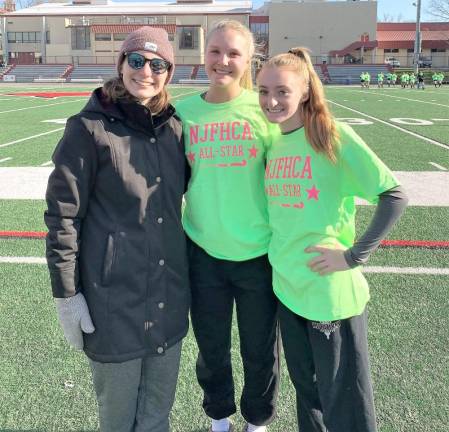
[45,88,190,363]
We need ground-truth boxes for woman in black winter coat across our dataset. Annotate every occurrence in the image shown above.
[45,27,190,432]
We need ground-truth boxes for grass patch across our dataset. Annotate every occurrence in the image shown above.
[1,265,448,431]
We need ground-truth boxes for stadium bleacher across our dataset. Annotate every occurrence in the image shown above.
[68,65,116,82]
[171,65,194,83]
[7,64,68,83]
[327,64,390,84]
[314,65,327,83]
[195,66,209,81]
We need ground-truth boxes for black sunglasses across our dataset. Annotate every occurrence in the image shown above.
[126,52,171,74]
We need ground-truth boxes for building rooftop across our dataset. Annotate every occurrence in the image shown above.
[5,0,252,16]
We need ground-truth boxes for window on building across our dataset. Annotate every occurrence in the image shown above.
[95,33,112,41]
[113,33,127,41]
[7,31,42,43]
[407,48,414,53]
[125,17,158,25]
[384,48,399,53]
[46,31,50,44]
[71,26,91,50]
[431,48,446,53]
[251,23,268,39]
[178,27,198,50]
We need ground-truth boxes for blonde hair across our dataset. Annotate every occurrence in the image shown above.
[206,19,255,90]
[102,74,170,115]
[263,47,339,162]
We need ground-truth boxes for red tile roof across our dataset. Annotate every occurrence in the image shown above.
[91,24,177,35]
[376,25,449,49]
[377,22,449,31]
[377,30,449,42]
[329,40,378,56]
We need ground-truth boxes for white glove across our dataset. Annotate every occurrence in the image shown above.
[54,292,95,350]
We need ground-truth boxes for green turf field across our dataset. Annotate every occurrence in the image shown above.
[0,83,448,431]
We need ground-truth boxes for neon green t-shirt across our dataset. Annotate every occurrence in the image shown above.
[265,122,399,321]
[377,73,384,81]
[401,73,409,82]
[175,89,277,260]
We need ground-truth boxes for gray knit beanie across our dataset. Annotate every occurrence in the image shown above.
[117,26,175,83]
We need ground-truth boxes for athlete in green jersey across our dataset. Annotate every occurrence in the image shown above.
[257,48,408,432]
[377,72,384,88]
[176,20,279,432]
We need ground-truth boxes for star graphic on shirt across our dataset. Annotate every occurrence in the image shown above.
[306,185,320,200]
[187,151,196,163]
[248,144,258,159]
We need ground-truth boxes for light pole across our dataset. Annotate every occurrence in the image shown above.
[413,0,422,74]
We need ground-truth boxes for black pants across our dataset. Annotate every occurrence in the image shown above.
[279,303,377,432]
[188,239,280,425]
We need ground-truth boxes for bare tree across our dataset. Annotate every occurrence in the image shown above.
[428,0,449,20]
[13,0,48,10]
[380,13,405,22]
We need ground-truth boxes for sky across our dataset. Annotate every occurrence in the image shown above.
[245,0,435,21]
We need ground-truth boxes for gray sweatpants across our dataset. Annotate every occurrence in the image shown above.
[89,341,182,432]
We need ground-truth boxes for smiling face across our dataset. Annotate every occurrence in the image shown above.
[205,28,250,92]
[257,66,308,133]
[120,50,168,105]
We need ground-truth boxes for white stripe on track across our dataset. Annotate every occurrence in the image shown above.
[0,128,65,148]
[363,266,449,275]
[0,98,86,114]
[327,99,449,150]
[0,256,47,264]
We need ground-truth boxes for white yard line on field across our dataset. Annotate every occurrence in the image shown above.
[171,89,201,99]
[363,266,449,275]
[0,92,199,151]
[1,256,447,275]
[0,128,65,149]
[0,98,86,114]
[327,99,449,150]
[40,160,54,166]
[0,157,12,163]
[429,162,447,171]
[353,89,449,108]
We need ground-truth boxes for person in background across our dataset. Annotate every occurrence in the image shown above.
[417,70,425,90]
[175,19,280,432]
[45,27,190,432]
[257,48,408,432]
[377,71,384,88]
